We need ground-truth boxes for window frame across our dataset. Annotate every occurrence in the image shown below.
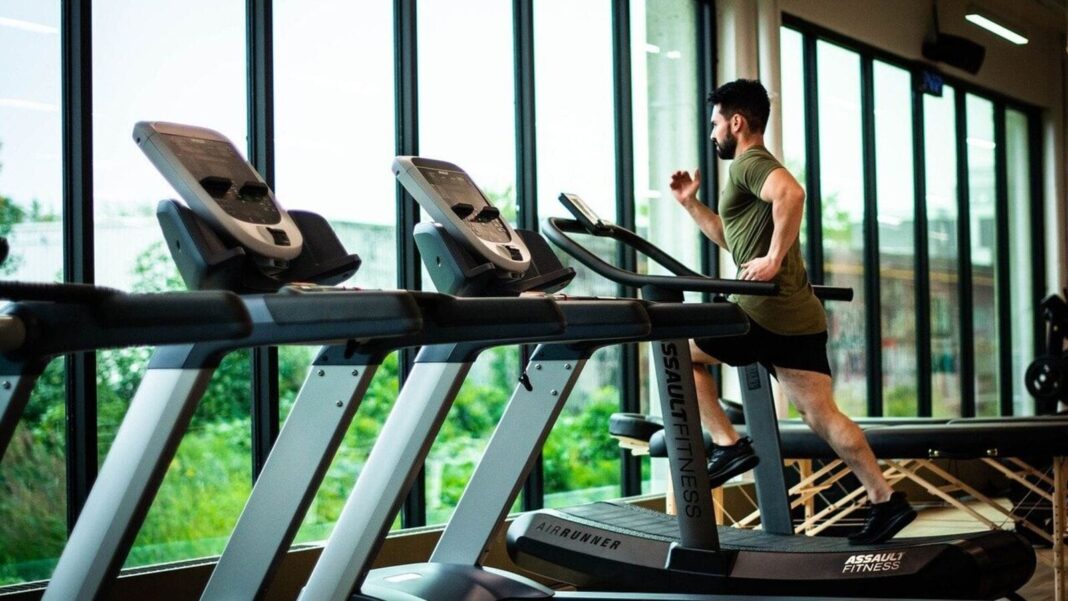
[783,14,1046,417]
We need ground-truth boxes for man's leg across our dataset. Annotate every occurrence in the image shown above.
[689,341,742,446]
[773,367,893,504]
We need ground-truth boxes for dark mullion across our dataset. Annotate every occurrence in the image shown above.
[61,0,97,529]
[246,0,279,482]
[697,0,718,281]
[513,0,545,511]
[1028,110,1047,414]
[954,91,975,418]
[394,0,425,528]
[912,74,932,417]
[993,105,1013,416]
[801,33,823,283]
[859,57,882,417]
[611,0,640,498]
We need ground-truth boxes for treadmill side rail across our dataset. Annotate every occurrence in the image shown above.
[43,366,215,601]
[431,353,587,565]
[298,359,473,601]
[200,360,381,601]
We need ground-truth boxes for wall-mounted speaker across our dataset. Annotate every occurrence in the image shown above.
[922,33,986,75]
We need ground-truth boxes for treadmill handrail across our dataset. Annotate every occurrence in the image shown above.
[1,288,253,359]
[544,217,777,296]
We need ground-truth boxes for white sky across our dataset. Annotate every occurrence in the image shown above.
[0,0,619,227]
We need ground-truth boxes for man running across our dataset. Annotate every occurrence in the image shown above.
[669,78,914,544]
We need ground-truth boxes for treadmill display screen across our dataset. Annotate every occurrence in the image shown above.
[166,134,282,225]
[419,167,510,243]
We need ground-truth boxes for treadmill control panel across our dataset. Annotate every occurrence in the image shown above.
[134,121,303,261]
[393,157,530,275]
[559,192,611,234]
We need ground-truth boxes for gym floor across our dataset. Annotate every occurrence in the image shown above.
[904,502,1056,600]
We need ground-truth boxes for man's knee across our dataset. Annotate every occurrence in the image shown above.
[689,340,720,365]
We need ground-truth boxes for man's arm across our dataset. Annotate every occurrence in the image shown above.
[669,169,729,250]
[739,167,804,281]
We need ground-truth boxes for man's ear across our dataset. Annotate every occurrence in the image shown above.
[730,113,745,133]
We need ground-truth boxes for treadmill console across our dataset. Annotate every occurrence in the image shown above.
[393,157,530,275]
[134,121,303,261]
[558,192,611,234]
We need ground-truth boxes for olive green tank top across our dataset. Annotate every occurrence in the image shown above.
[720,146,826,335]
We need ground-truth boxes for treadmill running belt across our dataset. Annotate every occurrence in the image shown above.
[508,502,1036,599]
[558,502,998,551]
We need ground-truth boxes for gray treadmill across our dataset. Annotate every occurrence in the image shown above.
[291,158,774,601]
[39,123,566,601]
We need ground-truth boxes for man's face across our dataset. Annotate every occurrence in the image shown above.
[710,106,738,160]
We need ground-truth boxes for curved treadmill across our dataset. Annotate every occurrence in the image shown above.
[504,201,1036,600]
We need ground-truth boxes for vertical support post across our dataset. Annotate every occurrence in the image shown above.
[394,0,426,528]
[860,56,883,417]
[801,33,823,284]
[1054,455,1066,601]
[738,363,792,534]
[612,0,642,499]
[994,104,1014,416]
[912,73,933,417]
[513,0,546,511]
[247,0,279,480]
[650,337,719,549]
[61,0,97,528]
[955,90,975,417]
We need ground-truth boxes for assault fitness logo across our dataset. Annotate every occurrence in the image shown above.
[842,552,905,574]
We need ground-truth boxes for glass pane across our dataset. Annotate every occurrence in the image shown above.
[91,0,250,568]
[417,0,518,524]
[1005,109,1034,416]
[873,61,917,416]
[966,94,997,416]
[535,0,622,507]
[924,86,961,417]
[272,0,400,543]
[0,4,64,581]
[817,41,866,416]
[631,0,699,496]
[780,27,807,254]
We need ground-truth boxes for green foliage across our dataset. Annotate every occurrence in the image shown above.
[542,386,621,494]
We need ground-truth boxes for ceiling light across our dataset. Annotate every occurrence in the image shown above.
[0,16,57,34]
[965,12,1028,45]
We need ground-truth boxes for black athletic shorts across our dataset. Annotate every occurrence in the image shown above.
[694,318,831,377]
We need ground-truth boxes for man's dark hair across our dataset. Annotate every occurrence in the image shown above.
[707,79,771,134]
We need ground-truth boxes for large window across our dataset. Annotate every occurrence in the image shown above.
[535,0,623,507]
[816,41,866,416]
[631,0,702,494]
[923,86,962,417]
[91,0,250,569]
[783,18,1045,419]
[873,61,917,416]
[965,94,998,416]
[272,0,399,543]
[780,27,808,254]
[417,0,521,524]
[0,0,65,584]
[1005,109,1035,416]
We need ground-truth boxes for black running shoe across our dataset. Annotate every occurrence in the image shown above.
[706,436,760,488]
[847,492,917,545]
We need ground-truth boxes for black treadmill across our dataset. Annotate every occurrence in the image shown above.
[0,269,252,463]
[503,194,1037,600]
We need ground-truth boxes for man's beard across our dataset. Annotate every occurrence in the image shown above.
[713,133,738,160]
